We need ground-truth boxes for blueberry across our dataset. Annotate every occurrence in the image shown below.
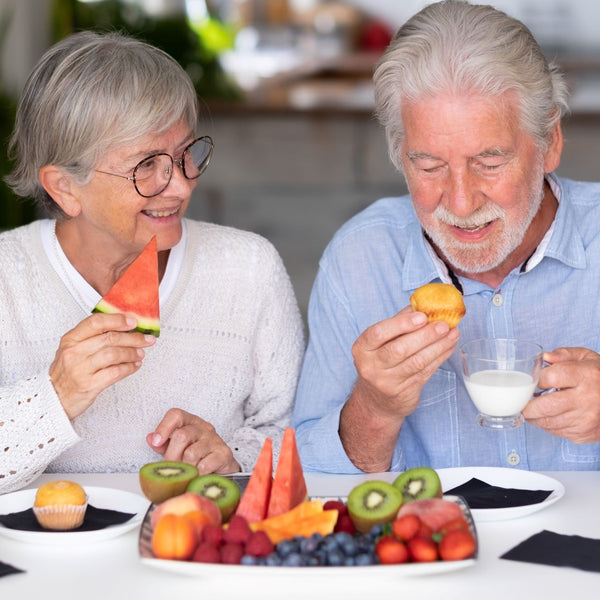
[326,548,345,566]
[355,552,375,566]
[265,554,282,567]
[300,534,321,554]
[282,552,304,567]
[336,534,357,556]
[240,555,259,566]
[276,539,298,558]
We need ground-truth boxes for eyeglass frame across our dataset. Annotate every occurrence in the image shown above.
[94,135,214,198]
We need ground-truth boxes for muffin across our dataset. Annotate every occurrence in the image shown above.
[33,480,88,530]
[409,282,466,328]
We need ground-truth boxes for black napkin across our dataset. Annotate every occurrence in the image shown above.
[501,530,600,572]
[0,504,135,532]
[444,477,553,509]
[0,561,25,578]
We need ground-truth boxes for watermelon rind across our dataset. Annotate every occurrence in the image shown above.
[93,301,160,337]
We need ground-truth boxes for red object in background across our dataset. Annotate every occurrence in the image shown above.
[359,20,393,53]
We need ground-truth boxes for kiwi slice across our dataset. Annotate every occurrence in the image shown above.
[139,461,198,504]
[187,474,241,522]
[347,480,403,534]
[392,467,442,504]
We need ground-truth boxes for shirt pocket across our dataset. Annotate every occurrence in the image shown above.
[402,368,459,467]
[561,439,600,467]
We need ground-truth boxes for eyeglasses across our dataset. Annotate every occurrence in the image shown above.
[95,136,214,198]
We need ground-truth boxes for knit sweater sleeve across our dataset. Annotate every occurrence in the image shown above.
[0,373,81,494]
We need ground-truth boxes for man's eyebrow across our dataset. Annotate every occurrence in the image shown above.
[406,151,439,161]
[474,147,512,158]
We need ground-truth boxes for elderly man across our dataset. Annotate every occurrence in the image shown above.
[292,0,600,473]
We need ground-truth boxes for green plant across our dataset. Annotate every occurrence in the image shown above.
[53,0,240,100]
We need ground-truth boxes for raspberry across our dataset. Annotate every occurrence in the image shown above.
[334,513,356,535]
[323,500,348,516]
[223,515,252,545]
[192,541,221,564]
[201,523,224,547]
[220,542,245,565]
[245,530,275,557]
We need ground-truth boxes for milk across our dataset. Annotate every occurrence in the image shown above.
[464,370,536,417]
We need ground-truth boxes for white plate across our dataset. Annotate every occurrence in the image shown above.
[138,495,477,577]
[0,486,149,544]
[437,467,565,522]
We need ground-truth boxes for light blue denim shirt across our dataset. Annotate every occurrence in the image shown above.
[292,175,600,473]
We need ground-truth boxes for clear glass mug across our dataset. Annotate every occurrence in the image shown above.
[459,338,543,430]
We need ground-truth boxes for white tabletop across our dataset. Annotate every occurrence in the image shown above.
[1,470,599,600]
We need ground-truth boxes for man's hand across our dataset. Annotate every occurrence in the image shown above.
[339,307,461,471]
[524,347,600,443]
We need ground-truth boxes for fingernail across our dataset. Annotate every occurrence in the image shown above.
[152,433,162,446]
[126,317,137,328]
[137,349,145,358]
[434,321,450,334]
[411,312,427,325]
[144,334,156,343]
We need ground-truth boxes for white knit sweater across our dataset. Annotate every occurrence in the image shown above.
[0,219,305,494]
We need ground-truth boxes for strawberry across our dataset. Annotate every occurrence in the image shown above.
[220,542,245,565]
[192,541,221,563]
[223,515,252,545]
[375,534,410,565]
[245,530,275,557]
[408,535,438,562]
[392,514,421,542]
[438,529,476,561]
[436,517,470,536]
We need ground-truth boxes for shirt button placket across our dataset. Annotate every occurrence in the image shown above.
[507,451,521,466]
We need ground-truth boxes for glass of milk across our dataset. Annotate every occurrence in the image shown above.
[460,338,543,429]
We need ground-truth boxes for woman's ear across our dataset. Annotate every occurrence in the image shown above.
[38,165,82,217]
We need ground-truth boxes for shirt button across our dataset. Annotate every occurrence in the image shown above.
[507,452,520,466]
[492,293,503,307]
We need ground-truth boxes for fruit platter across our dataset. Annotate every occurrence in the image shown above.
[138,429,477,576]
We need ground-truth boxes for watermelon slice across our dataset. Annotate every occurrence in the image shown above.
[92,236,160,337]
[266,428,308,518]
[235,437,273,523]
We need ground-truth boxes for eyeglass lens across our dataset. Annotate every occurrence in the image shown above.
[133,137,213,197]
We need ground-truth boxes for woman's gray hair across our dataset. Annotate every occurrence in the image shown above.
[374,0,570,172]
[5,30,199,217]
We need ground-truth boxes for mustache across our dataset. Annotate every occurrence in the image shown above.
[432,203,505,228]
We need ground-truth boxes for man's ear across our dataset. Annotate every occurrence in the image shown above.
[38,165,82,217]
[543,119,563,174]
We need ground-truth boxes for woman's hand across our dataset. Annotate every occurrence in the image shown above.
[147,408,241,474]
[49,313,156,419]
[523,347,600,443]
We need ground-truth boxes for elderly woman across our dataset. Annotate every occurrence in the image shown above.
[0,31,304,494]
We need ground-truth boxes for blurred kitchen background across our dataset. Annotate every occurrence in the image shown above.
[1,0,600,319]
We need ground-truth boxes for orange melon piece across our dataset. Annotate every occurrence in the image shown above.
[251,499,323,533]
[253,507,339,544]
